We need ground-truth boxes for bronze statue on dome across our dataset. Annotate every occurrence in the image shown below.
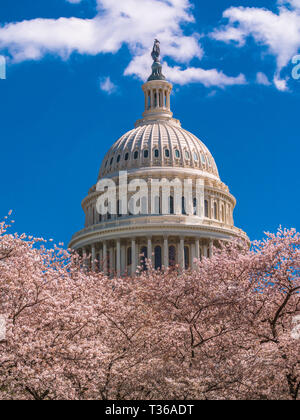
[148,39,166,81]
[151,39,161,63]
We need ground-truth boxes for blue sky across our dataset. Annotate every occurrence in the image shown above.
[0,0,299,245]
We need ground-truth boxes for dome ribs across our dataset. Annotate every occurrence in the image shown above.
[149,123,155,167]
[180,127,197,170]
[157,123,164,167]
[98,121,220,179]
[168,123,185,168]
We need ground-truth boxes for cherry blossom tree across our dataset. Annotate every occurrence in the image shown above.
[0,215,299,400]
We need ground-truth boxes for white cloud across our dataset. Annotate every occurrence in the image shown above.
[0,0,246,88]
[211,0,300,90]
[274,76,288,91]
[278,0,300,9]
[124,34,246,87]
[100,76,117,94]
[125,52,246,86]
[0,0,201,63]
[256,72,271,86]
[165,64,246,87]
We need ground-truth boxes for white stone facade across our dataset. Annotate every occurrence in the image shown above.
[69,76,248,276]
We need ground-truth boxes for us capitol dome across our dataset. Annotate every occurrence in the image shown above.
[69,41,248,275]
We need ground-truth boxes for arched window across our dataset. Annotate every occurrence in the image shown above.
[140,246,148,271]
[193,197,197,216]
[127,247,132,266]
[117,200,121,218]
[175,150,180,158]
[154,149,159,158]
[107,250,111,273]
[214,202,218,220]
[182,197,186,215]
[170,196,174,215]
[144,150,149,159]
[125,153,129,161]
[193,152,198,161]
[117,155,121,163]
[141,196,148,215]
[154,246,162,270]
[154,196,161,215]
[165,149,170,158]
[205,200,209,218]
[99,214,102,223]
[222,205,225,222]
[134,151,139,160]
[110,157,114,165]
[184,246,190,270]
[169,245,176,267]
[185,151,190,159]
[201,154,206,165]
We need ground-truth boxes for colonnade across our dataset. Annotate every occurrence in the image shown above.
[84,195,233,228]
[144,88,171,111]
[79,236,216,277]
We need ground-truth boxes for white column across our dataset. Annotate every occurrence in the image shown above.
[163,237,169,269]
[91,244,96,272]
[82,247,88,271]
[99,248,103,272]
[150,90,154,109]
[195,239,200,261]
[88,206,92,226]
[179,237,185,270]
[109,247,114,275]
[210,197,213,219]
[166,90,170,109]
[219,200,223,222]
[209,239,214,259]
[96,253,100,272]
[191,243,196,270]
[147,237,152,267]
[131,239,136,276]
[116,240,121,277]
[121,245,126,276]
[103,242,107,275]
[226,203,229,225]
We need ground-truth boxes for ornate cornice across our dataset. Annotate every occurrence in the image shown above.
[69,218,249,249]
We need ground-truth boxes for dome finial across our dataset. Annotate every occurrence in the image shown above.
[148,39,166,81]
[151,39,161,63]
